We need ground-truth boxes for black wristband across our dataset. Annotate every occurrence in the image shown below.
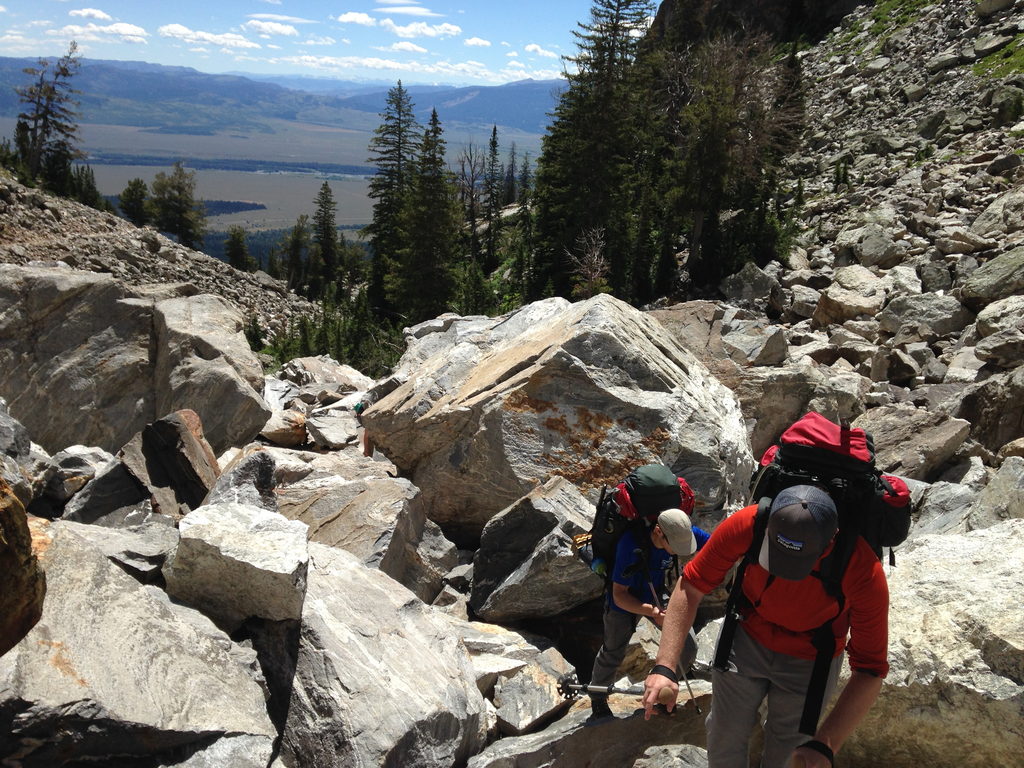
[649,664,678,683]
[799,740,834,766]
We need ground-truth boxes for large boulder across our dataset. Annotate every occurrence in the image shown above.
[965,456,1024,531]
[852,405,971,481]
[647,300,742,383]
[362,295,752,546]
[946,366,1024,454]
[971,185,1024,237]
[273,544,488,768]
[467,698,710,768]
[958,246,1024,311]
[0,265,154,455]
[470,476,602,623]
[0,479,44,656]
[0,264,270,455]
[841,521,1024,767]
[272,446,457,603]
[877,294,975,340]
[811,283,887,328]
[153,294,271,454]
[163,502,309,632]
[0,521,276,766]
[119,409,221,517]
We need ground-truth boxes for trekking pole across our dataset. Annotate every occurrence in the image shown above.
[557,674,675,705]
[646,579,702,715]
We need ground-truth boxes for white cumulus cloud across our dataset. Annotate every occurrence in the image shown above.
[248,13,315,24]
[336,12,376,26]
[383,41,427,53]
[464,37,489,47]
[303,35,336,46]
[69,8,111,21]
[49,22,148,44]
[380,19,459,39]
[244,20,299,37]
[377,6,440,17]
[158,24,260,49]
[525,43,557,58]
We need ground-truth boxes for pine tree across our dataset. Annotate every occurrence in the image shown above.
[313,181,339,287]
[149,161,206,249]
[284,215,311,293]
[483,125,502,271]
[225,226,254,271]
[69,164,108,210]
[119,178,150,226]
[15,41,81,182]
[388,109,461,323]
[266,246,282,280]
[502,143,518,206]
[363,81,421,317]
[531,0,655,300]
[653,33,801,286]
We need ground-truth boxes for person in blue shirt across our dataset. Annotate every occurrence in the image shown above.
[589,507,709,718]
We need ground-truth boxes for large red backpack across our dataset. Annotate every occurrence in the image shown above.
[750,411,911,558]
[716,412,911,735]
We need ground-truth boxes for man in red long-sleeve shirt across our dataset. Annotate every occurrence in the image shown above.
[643,485,889,768]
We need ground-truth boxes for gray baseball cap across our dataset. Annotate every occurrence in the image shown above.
[758,485,838,580]
[657,508,697,557]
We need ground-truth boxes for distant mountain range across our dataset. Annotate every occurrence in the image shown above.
[0,57,564,136]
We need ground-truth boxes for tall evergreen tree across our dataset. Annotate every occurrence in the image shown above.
[119,178,150,226]
[266,246,283,280]
[650,33,801,287]
[284,214,311,293]
[313,181,339,287]
[149,161,206,249]
[387,109,461,323]
[482,125,502,271]
[363,81,421,317]
[502,143,518,207]
[225,226,254,271]
[15,41,81,182]
[531,0,655,300]
[69,164,107,210]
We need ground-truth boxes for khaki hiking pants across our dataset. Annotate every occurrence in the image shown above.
[707,626,844,768]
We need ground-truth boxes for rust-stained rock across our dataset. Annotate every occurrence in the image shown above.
[0,478,45,657]
[120,409,220,517]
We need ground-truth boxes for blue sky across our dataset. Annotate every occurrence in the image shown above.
[0,0,612,85]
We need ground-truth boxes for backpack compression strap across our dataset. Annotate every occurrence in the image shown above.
[712,499,772,671]
[798,527,859,735]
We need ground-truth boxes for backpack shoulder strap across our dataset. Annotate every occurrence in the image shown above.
[712,499,772,671]
[798,528,860,735]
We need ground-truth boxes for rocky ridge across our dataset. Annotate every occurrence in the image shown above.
[0,172,316,338]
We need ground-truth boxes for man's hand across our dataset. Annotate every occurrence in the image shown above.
[650,605,665,628]
[789,739,834,768]
[642,673,677,720]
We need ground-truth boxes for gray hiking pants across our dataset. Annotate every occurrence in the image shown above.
[706,626,844,768]
[589,604,697,698]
